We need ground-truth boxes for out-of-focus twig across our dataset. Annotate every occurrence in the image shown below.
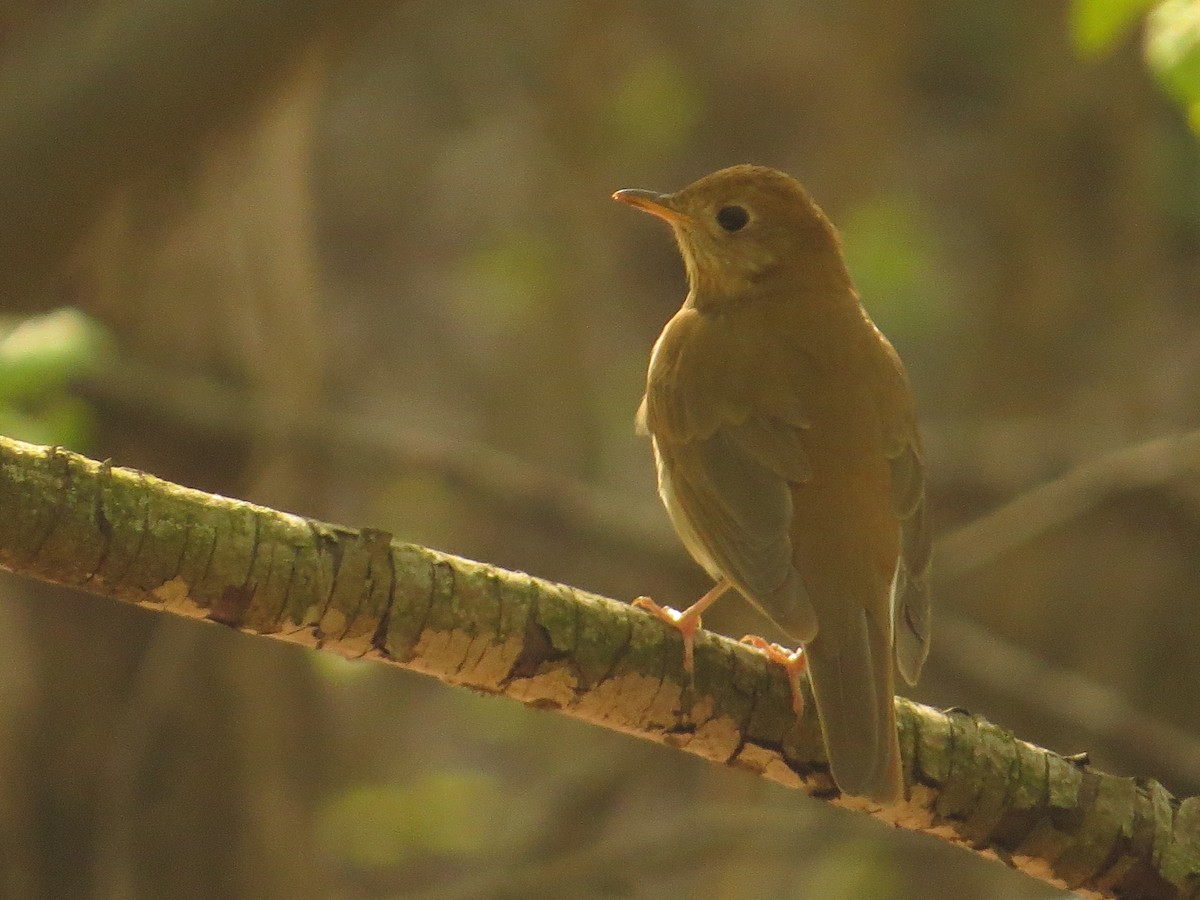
[937,429,1200,582]
[928,428,1200,793]
[82,361,680,565]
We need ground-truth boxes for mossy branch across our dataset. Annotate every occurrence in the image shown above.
[0,435,1195,899]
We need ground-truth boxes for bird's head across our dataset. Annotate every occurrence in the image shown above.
[614,164,850,308]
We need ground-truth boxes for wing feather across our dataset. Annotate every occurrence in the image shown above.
[873,328,932,685]
[658,425,817,642]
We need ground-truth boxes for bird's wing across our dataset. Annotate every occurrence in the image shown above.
[888,440,931,685]
[659,422,818,643]
[873,328,931,685]
[639,305,814,445]
[640,306,819,641]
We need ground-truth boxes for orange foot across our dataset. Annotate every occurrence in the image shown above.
[632,580,732,675]
[632,597,702,673]
[740,635,808,716]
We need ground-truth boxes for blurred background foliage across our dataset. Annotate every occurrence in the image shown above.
[1,0,1199,897]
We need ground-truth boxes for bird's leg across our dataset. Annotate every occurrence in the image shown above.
[740,636,808,716]
[633,579,732,673]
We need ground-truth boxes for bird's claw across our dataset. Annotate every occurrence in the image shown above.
[740,635,808,716]
[632,596,701,673]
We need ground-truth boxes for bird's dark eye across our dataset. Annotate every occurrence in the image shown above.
[716,205,749,232]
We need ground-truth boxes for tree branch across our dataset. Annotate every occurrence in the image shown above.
[80,362,1200,794]
[0,435,1195,898]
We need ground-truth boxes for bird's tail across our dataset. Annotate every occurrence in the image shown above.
[804,605,902,802]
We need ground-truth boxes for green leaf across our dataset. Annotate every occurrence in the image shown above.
[0,309,112,449]
[0,309,113,402]
[0,397,97,450]
[1071,0,1157,55]
[1146,0,1200,115]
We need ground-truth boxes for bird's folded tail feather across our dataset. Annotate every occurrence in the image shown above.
[805,605,902,803]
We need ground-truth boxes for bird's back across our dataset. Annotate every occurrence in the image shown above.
[789,374,904,800]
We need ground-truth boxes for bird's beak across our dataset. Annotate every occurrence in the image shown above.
[612,189,692,226]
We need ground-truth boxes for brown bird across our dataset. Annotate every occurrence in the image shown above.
[613,165,930,802]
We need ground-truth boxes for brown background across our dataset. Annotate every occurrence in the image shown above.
[0,1,1195,897]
